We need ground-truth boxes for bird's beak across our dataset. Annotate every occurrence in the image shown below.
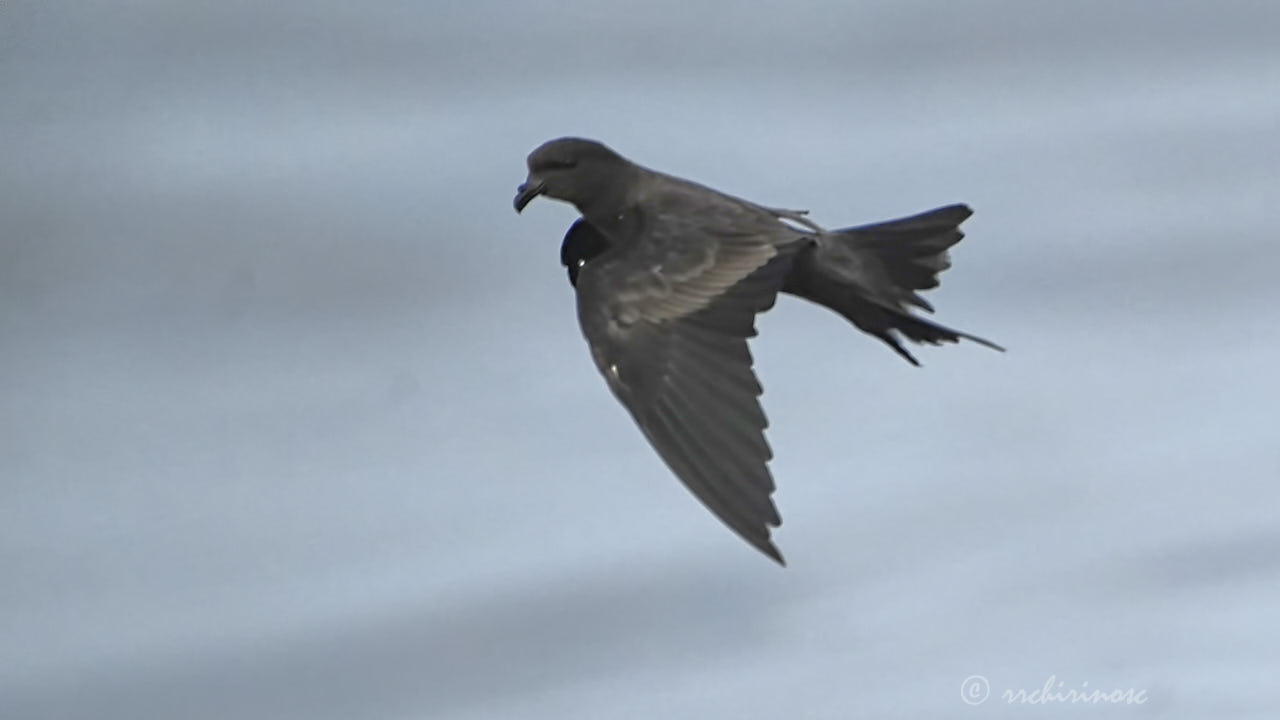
[513,177,545,213]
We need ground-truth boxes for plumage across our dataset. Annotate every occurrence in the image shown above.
[517,137,1002,563]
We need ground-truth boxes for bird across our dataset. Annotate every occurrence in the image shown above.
[514,137,1001,564]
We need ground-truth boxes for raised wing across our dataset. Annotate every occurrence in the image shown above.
[574,214,797,563]
[560,220,610,287]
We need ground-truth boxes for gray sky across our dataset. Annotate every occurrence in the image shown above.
[3,1,1279,718]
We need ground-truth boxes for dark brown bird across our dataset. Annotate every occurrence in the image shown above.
[515,137,1001,564]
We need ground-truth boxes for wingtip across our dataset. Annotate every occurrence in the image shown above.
[761,542,787,567]
[961,332,1006,353]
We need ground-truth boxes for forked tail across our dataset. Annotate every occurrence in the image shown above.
[784,204,1004,365]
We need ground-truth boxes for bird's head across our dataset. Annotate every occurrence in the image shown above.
[513,137,629,213]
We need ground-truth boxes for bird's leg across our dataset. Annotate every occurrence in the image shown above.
[765,206,827,234]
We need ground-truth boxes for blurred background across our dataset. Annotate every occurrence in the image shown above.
[3,1,1278,718]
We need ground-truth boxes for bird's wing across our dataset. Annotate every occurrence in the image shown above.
[574,213,796,563]
[560,220,611,287]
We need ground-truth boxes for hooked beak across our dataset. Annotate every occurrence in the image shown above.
[513,178,545,213]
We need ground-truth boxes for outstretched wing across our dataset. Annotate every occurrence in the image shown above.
[574,215,797,563]
[560,220,611,287]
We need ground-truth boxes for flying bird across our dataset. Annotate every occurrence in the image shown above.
[515,137,1001,564]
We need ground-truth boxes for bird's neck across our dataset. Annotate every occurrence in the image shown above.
[578,202,632,240]
[578,203,632,241]
[574,167,640,242]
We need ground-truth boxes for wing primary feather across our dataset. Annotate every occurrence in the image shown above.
[650,396,781,526]
[661,378,776,492]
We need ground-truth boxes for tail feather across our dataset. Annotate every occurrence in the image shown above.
[835,302,1002,366]
[783,204,1002,365]
[832,203,972,309]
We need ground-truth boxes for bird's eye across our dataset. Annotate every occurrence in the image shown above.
[533,158,577,172]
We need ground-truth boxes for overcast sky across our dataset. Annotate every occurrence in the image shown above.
[3,2,1279,718]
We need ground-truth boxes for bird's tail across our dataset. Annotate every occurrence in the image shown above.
[784,204,1003,365]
